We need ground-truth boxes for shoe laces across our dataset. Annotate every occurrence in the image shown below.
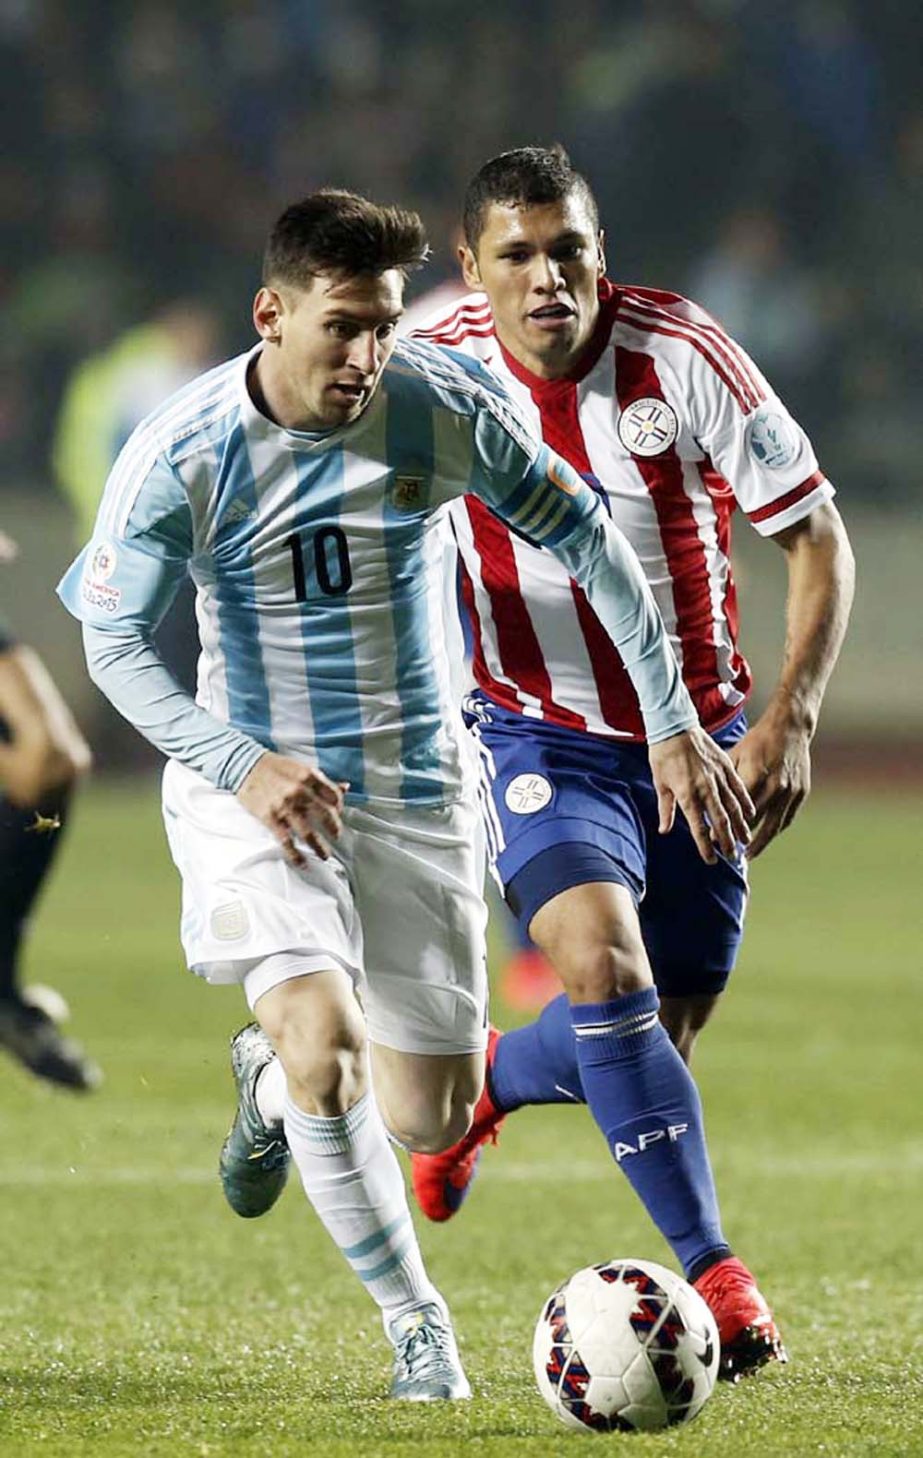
[248,1128,289,1169]
[392,1311,454,1383]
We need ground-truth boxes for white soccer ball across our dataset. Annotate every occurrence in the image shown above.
[533,1258,720,1433]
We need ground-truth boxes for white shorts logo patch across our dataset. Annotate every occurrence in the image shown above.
[617,397,678,457]
[505,773,553,815]
[748,409,798,469]
[211,900,250,942]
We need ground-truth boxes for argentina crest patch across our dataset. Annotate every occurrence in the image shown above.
[389,472,429,513]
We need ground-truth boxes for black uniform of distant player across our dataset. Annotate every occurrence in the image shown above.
[0,608,100,1089]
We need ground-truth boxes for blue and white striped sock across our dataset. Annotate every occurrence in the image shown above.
[283,1091,440,1316]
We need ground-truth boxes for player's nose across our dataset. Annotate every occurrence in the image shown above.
[532,254,565,291]
[347,332,379,376]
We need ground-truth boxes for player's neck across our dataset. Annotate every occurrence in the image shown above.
[496,313,604,388]
[248,352,328,433]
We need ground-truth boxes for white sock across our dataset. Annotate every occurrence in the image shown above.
[283,1091,441,1321]
[254,1056,286,1127]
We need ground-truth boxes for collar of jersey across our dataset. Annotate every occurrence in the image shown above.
[237,344,382,451]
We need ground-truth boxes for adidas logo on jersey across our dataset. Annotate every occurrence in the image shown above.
[223,499,258,526]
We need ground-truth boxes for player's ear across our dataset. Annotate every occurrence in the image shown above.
[459,244,482,291]
[596,230,607,279]
[253,286,284,343]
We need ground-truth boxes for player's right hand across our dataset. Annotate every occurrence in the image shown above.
[236,752,347,866]
[648,727,754,865]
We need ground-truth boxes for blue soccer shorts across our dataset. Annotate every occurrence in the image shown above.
[464,691,750,998]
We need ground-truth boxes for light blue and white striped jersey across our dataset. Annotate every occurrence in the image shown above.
[58,338,696,806]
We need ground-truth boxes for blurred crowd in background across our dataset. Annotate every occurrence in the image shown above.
[1,0,920,518]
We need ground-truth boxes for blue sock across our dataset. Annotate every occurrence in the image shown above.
[490,994,585,1111]
[571,986,728,1278]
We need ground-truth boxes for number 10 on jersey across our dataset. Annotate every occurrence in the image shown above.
[287,527,353,601]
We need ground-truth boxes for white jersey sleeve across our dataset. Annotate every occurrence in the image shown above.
[57,448,192,629]
[656,297,834,537]
[58,440,265,790]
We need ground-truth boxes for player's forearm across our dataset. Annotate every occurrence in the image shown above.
[0,647,91,802]
[553,512,698,744]
[82,624,265,791]
[768,504,855,737]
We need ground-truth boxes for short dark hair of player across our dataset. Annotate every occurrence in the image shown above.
[264,189,430,289]
[462,144,599,250]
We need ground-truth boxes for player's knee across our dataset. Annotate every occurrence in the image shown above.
[552,940,651,1003]
[273,1022,367,1116]
[380,1087,474,1155]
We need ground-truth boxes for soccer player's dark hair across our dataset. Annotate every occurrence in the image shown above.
[263,190,430,288]
[462,144,599,249]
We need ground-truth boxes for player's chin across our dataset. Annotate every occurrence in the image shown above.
[325,387,367,422]
[527,319,579,358]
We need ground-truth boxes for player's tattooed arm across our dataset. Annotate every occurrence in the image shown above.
[648,728,754,865]
[236,753,347,866]
[730,503,854,859]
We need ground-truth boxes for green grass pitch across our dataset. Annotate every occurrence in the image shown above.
[0,779,920,1456]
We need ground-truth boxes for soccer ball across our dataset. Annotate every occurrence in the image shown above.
[533,1258,720,1433]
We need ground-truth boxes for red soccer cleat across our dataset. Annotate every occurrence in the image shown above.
[693,1256,788,1382]
[411,1027,507,1222]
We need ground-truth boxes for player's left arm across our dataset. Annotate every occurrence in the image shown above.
[731,502,855,858]
[675,305,857,858]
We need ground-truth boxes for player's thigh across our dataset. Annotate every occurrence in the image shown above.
[253,964,369,1112]
[528,879,652,999]
[639,792,748,1003]
[161,759,363,994]
[370,1042,484,1152]
[348,797,489,1060]
[639,708,750,1004]
[468,700,646,945]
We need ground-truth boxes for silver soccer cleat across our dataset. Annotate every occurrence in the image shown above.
[387,1302,472,1401]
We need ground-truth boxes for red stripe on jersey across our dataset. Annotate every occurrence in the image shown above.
[413,301,492,341]
[619,294,763,414]
[456,553,490,689]
[747,471,826,524]
[463,496,587,729]
[418,322,495,348]
[697,458,750,704]
[528,373,646,738]
[619,287,766,414]
[615,347,729,728]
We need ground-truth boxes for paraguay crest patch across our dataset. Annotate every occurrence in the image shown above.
[617,397,678,457]
[505,773,553,815]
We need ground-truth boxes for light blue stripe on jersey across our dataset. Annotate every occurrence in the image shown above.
[212,422,276,750]
[383,383,441,801]
[292,447,366,797]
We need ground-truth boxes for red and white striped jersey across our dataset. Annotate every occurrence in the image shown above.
[411,279,834,740]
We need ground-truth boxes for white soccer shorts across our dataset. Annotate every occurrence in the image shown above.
[161,759,489,1056]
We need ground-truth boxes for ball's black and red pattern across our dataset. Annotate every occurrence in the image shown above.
[542,1288,631,1433]
[534,1258,720,1433]
[594,1260,683,1346]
